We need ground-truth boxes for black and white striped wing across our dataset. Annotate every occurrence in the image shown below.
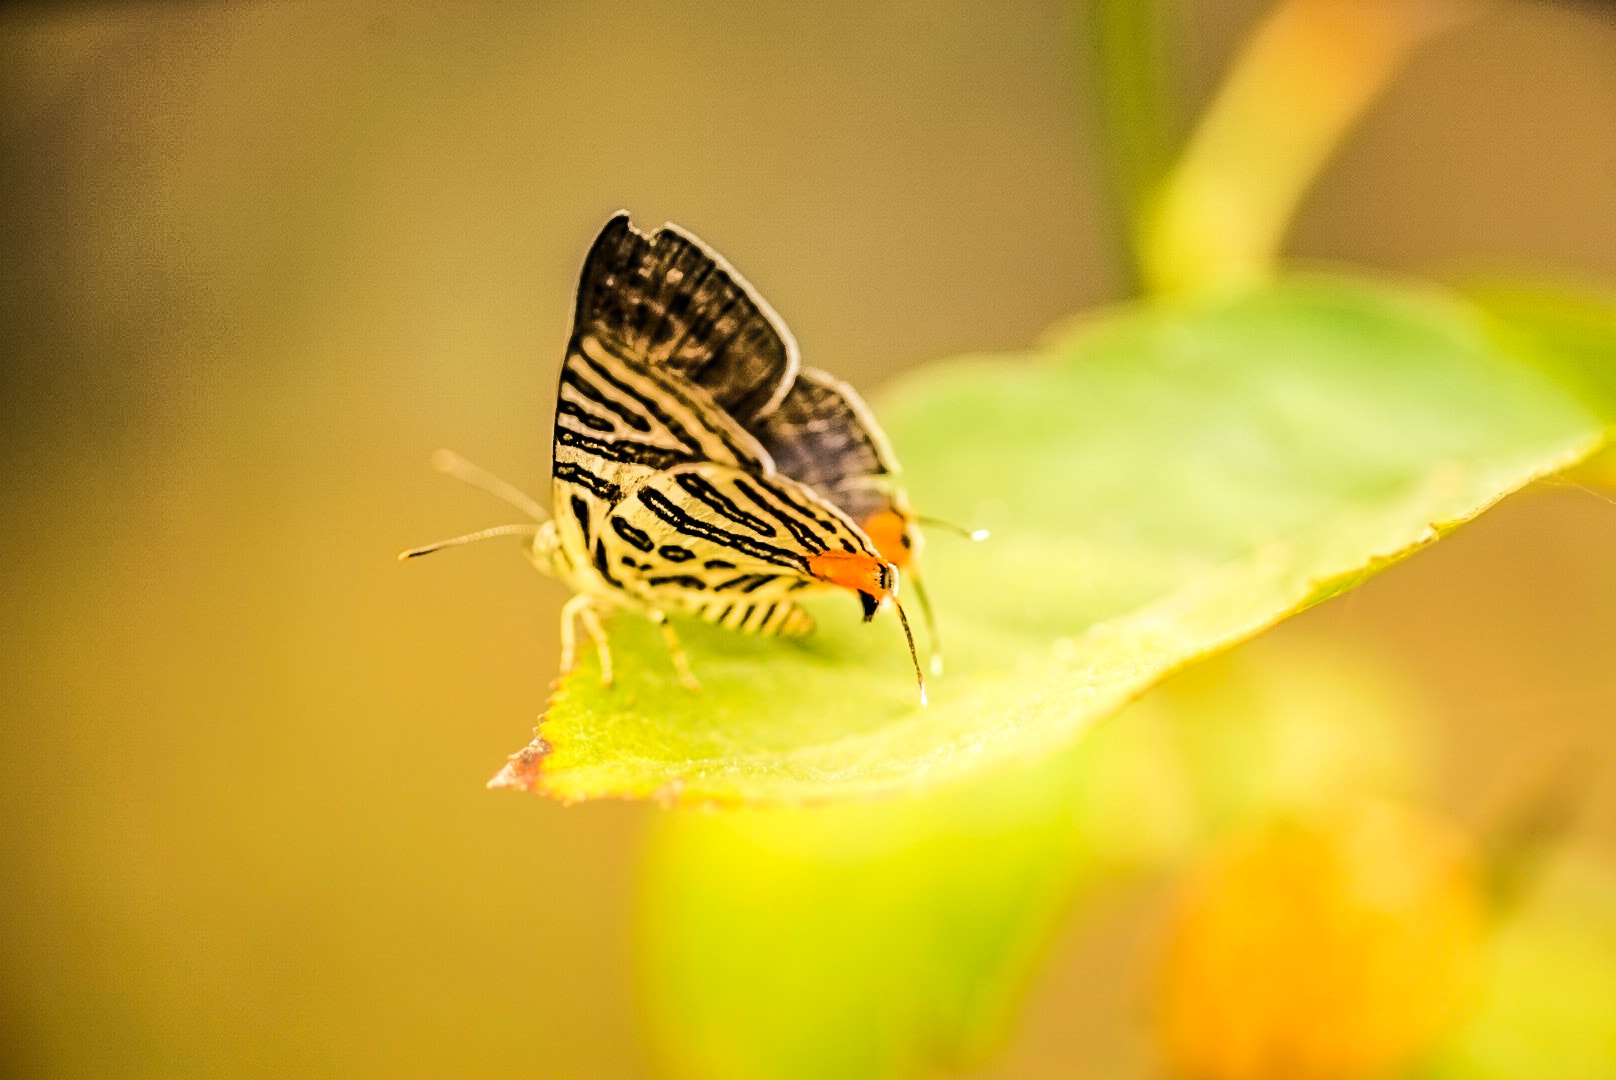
[598,462,882,636]
[551,330,778,583]
[569,212,799,427]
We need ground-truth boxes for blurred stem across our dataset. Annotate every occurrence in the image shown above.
[1481,750,1594,916]
[1086,0,1180,290]
[1140,0,1479,300]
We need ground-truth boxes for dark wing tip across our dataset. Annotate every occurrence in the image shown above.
[564,212,798,427]
[571,212,643,330]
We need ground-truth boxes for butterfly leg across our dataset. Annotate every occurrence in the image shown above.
[558,593,613,687]
[649,608,701,692]
[558,593,587,675]
[909,574,944,676]
[577,602,614,688]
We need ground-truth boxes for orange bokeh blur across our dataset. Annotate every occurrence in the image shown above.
[1156,802,1485,1080]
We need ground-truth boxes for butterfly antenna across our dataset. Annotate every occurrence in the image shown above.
[909,575,944,677]
[892,598,928,708]
[916,515,989,542]
[398,522,538,561]
[430,449,548,521]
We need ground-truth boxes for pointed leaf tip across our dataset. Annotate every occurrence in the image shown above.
[486,736,552,792]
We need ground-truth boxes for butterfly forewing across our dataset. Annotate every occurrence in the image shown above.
[571,212,800,427]
[599,460,884,634]
[552,326,779,581]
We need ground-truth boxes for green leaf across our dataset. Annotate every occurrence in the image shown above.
[1464,281,1616,489]
[491,277,1601,805]
[638,636,1430,1080]
[1465,281,1616,422]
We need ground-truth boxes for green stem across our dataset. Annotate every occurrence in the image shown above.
[1085,0,1180,292]
[1140,0,1478,300]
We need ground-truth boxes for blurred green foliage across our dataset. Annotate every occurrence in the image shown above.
[1468,283,1616,487]
[1468,283,1616,422]
[640,637,1429,1079]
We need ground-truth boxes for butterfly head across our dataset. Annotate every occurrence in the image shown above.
[807,547,925,704]
[806,550,898,621]
[524,520,564,579]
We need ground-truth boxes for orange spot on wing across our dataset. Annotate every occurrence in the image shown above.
[806,550,895,599]
[860,509,915,568]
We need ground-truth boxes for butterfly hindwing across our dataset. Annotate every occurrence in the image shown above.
[688,594,815,637]
[752,367,914,553]
[751,368,890,486]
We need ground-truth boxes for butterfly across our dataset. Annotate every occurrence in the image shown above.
[403,212,941,702]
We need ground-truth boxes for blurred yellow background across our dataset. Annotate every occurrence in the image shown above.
[2,2,1613,1076]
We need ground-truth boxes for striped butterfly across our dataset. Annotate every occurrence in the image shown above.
[404,213,930,700]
